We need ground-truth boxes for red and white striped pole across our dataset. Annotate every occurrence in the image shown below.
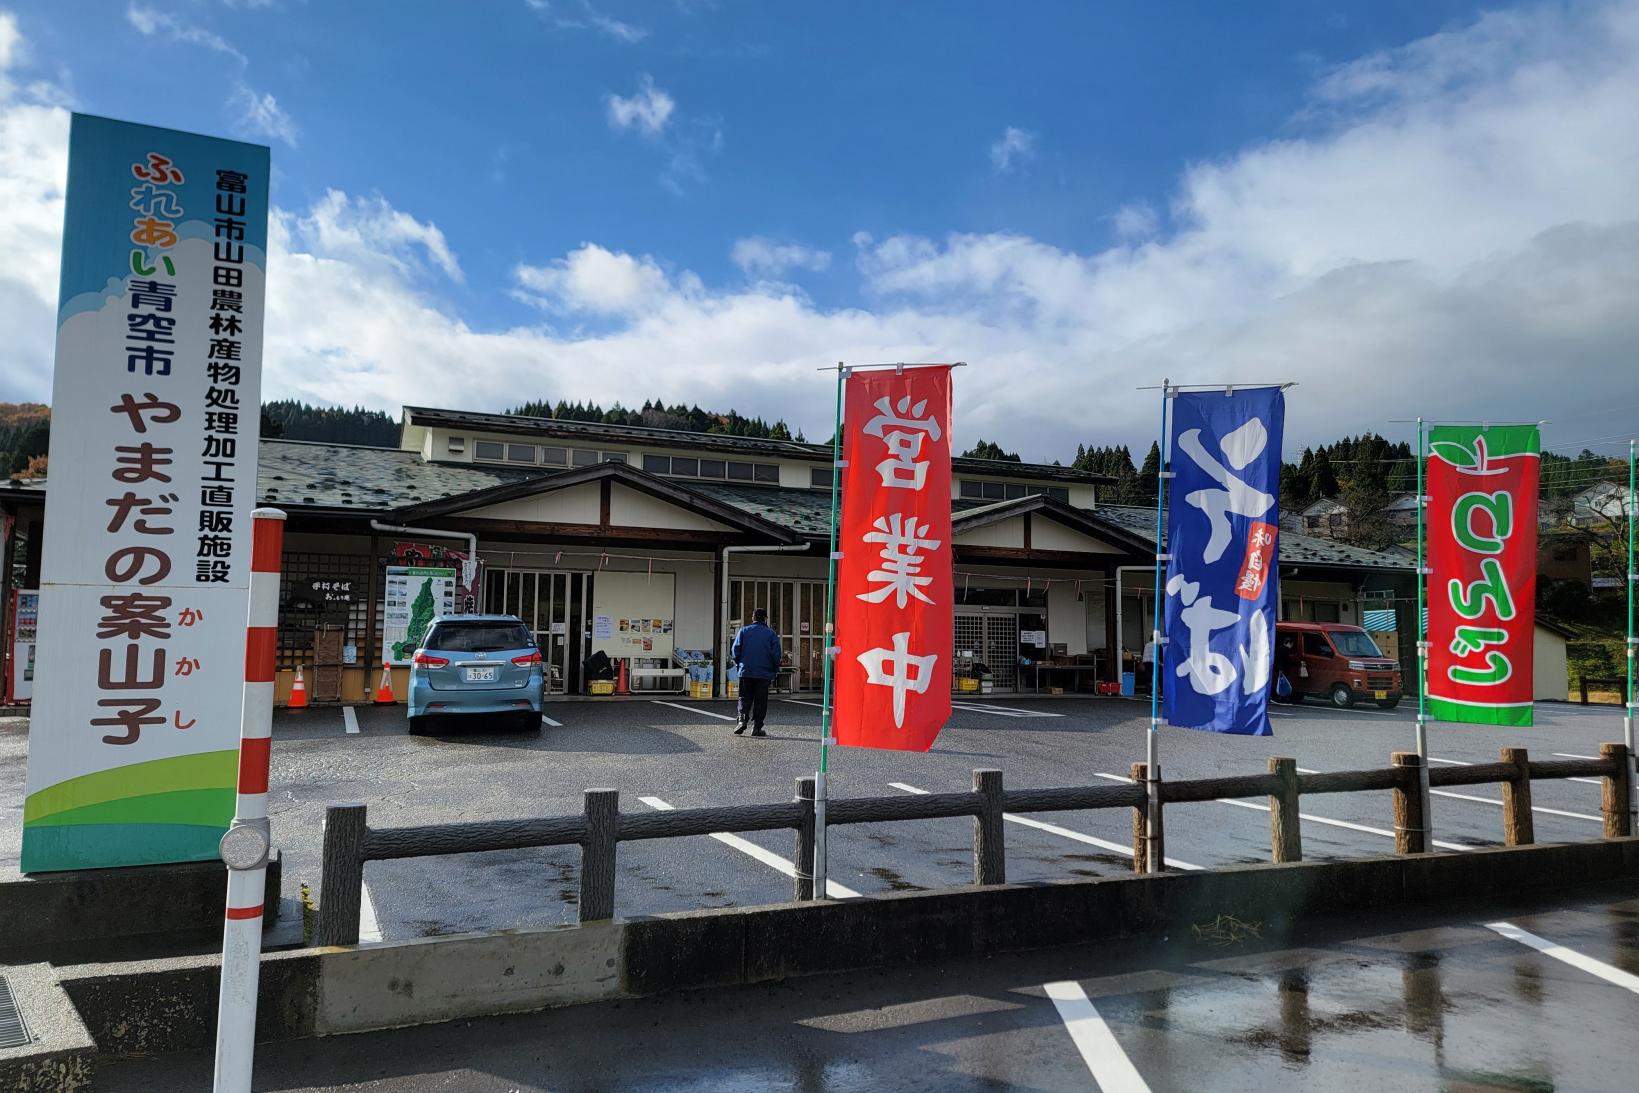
[213,507,285,1093]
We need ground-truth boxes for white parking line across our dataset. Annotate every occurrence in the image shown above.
[359,882,383,943]
[540,713,563,727]
[1305,764,1600,821]
[638,795,862,899]
[1486,921,1639,994]
[650,700,737,722]
[1091,772,1477,853]
[1435,754,1600,786]
[781,699,825,709]
[342,706,359,735]
[889,782,1202,871]
[1044,980,1152,1092]
[950,702,1064,718]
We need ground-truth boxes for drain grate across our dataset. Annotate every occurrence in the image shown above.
[0,975,32,1049]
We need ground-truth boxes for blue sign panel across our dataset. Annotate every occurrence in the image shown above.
[1161,388,1285,736]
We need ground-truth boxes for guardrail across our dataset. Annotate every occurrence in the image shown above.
[315,743,1636,946]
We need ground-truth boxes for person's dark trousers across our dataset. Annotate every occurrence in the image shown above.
[736,676,771,734]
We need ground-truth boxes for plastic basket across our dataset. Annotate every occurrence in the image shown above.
[589,680,615,696]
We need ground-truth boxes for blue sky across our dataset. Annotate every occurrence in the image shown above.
[2,1,1637,461]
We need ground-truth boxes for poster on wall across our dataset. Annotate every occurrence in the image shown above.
[382,566,457,665]
[589,571,675,660]
[391,541,478,612]
[21,115,269,873]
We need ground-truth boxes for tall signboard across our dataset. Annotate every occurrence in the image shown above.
[1426,425,1540,726]
[1161,387,1285,736]
[22,115,269,872]
[833,366,954,751]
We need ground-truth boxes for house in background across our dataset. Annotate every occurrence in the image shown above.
[1568,481,1632,528]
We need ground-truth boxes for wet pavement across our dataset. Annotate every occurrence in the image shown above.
[99,881,1639,1091]
[0,696,1632,943]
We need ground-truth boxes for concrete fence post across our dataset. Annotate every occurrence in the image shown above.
[794,776,816,901]
[579,789,619,922]
[973,769,1005,886]
[1129,762,1164,872]
[1600,742,1633,838]
[1500,747,1534,846]
[1268,757,1302,863]
[1391,753,1427,855]
[317,803,367,947]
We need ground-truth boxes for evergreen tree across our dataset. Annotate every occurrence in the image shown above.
[1311,449,1340,499]
[393,578,438,660]
[961,439,1022,462]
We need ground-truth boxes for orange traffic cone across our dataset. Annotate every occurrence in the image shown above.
[288,665,309,709]
[374,658,396,705]
[615,658,630,695]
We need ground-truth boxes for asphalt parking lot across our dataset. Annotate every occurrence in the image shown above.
[0,694,1631,942]
[99,880,1639,1091]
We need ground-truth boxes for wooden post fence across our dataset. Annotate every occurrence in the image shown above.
[973,769,1006,886]
[1391,752,1427,855]
[1268,757,1302,863]
[317,802,367,947]
[580,789,619,921]
[1601,742,1633,838]
[795,776,816,901]
[1500,747,1534,847]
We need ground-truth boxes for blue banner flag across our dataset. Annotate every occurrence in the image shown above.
[1161,387,1285,735]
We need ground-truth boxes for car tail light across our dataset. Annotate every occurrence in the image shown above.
[512,651,543,667]
[412,652,450,668]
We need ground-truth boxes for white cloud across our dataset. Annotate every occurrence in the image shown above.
[533,1,648,42]
[989,126,1036,173]
[2,1,1638,463]
[1111,202,1158,240]
[292,190,463,282]
[605,74,674,136]
[514,243,673,316]
[126,4,247,65]
[229,82,297,146]
[731,237,831,277]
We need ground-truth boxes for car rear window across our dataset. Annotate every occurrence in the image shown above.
[424,622,532,653]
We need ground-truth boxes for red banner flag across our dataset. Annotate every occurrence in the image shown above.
[1426,424,1540,726]
[833,367,954,750]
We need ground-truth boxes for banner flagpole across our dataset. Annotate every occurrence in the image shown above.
[1415,417,1432,847]
[1627,438,1636,830]
[815,362,846,899]
[1146,378,1170,873]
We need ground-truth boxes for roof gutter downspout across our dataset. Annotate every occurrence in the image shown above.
[369,520,479,592]
[720,543,813,698]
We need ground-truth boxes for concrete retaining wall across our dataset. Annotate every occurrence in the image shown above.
[60,837,1639,1055]
[0,854,281,960]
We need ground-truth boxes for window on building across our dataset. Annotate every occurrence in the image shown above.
[571,449,600,467]
[643,454,670,474]
[540,446,567,466]
[699,459,726,479]
[811,467,834,489]
[601,451,627,464]
[446,436,465,453]
[1046,487,1070,503]
[507,443,536,464]
[671,456,698,477]
[727,461,755,481]
[753,463,779,484]
[473,440,505,462]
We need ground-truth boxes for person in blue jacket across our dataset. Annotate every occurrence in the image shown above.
[730,607,782,737]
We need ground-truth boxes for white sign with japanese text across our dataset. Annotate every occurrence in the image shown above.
[22,116,269,873]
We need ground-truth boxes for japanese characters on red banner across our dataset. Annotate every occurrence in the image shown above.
[22,116,269,872]
[833,367,954,751]
[1426,424,1541,726]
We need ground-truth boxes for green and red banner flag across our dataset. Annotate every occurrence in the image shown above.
[1426,424,1540,726]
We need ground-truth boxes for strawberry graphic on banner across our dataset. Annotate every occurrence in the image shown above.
[833,367,954,751]
[1425,424,1541,726]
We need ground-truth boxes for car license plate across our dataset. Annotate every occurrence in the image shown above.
[466,666,498,682]
[1374,690,1387,700]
